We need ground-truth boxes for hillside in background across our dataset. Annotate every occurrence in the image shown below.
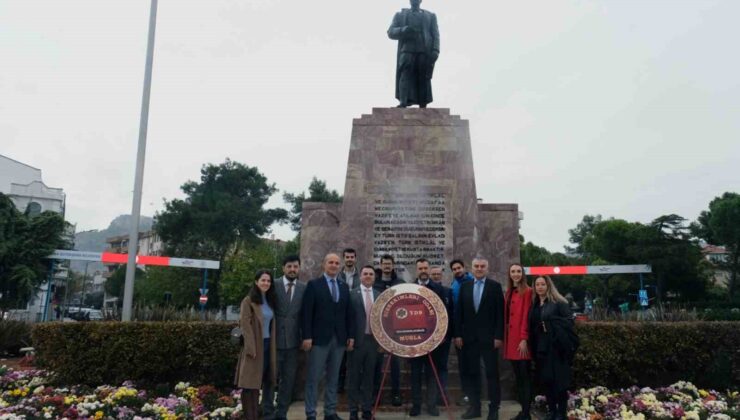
[71,215,153,273]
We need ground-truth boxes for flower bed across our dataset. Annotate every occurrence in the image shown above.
[535,381,740,420]
[3,365,739,419]
[0,366,241,419]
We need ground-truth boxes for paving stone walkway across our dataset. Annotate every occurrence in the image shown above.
[283,400,529,420]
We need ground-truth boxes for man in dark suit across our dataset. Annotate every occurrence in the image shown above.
[347,266,381,420]
[339,248,361,291]
[302,253,355,420]
[263,255,305,420]
[337,248,361,395]
[409,258,445,417]
[430,265,454,406]
[454,258,504,420]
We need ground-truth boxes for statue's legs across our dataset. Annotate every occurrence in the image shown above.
[398,52,420,107]
[398,52,432,108]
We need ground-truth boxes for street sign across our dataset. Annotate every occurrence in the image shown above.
[639,289,649,307]
[199,295,208,305]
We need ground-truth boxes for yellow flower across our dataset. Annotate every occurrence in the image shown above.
[64,396,77,405]
[699,390,709,398]
[95,410,104,419]
[185,386,198,399]
[597,395,608,404]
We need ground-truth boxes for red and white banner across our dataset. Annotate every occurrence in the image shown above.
[525,264,651,275]
[48,249,220,269]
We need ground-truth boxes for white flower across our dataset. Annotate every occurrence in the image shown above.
[683,409,701,420]
[708,414,732,420]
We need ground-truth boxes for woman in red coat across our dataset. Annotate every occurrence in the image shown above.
[504,263,533,420]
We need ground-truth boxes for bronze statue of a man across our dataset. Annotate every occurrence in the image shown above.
[388,0,440,108]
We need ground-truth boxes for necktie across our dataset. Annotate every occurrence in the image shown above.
[330,279,338,303]
[286,281,294,302]
[474,280,484,312]
[364,288,373,334]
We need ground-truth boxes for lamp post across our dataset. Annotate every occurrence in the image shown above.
[122,0,158,321]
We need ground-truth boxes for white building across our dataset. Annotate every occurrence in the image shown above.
[1,154,70,321]
[0,154,66,215]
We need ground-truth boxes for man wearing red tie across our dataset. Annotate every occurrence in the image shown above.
[347,266,381,420]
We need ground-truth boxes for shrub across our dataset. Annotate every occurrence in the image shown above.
[0,319,32,355]
[32,322,238,387]
[573,322,739,390]
[32,321,739,390]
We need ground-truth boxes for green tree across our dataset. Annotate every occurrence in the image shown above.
[583,215,706,302]
[283,177,342,232]
[692,192,740,298]
[155,159,287,307]
[136,267,201,307]
[220,239,287,307]
[565,214,603,258]
[519,235,552,266]
[0,193,70,312]
[105,265,145,302]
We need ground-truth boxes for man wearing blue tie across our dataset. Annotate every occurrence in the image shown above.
[301,253,356,420]
[453,258,504,420]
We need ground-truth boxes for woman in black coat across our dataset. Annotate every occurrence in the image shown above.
[529,276,577,420]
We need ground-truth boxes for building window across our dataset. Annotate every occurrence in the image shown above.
[26,202,42,216]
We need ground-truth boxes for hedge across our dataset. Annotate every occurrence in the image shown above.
[32,322,239,387]
[33,321,739,390]
[572,322,739,390]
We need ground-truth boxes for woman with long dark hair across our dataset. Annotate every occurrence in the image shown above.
[235,270,278,420]
[503,263,533,420]
[529,276,577,420]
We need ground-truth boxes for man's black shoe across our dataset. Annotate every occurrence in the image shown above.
[487,410,499,420]
[427,406,440,416]
[391,394,402,407]
[349,411,359,420]
[457,396,469,406]
[461,407,481,419]
[361,411,372,420]
[307,417,316,420]
[325,415,343,420]
[409,405,421,417]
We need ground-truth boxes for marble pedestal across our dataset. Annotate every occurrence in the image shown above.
[299,108,519,284]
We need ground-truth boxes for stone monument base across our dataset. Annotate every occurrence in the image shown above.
[299,108,519,284]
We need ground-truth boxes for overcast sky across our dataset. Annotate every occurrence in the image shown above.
[2,0,739,253]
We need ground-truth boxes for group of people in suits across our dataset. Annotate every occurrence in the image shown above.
[234,250,577,420]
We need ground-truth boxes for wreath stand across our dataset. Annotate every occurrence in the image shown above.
[371,351,454,420]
